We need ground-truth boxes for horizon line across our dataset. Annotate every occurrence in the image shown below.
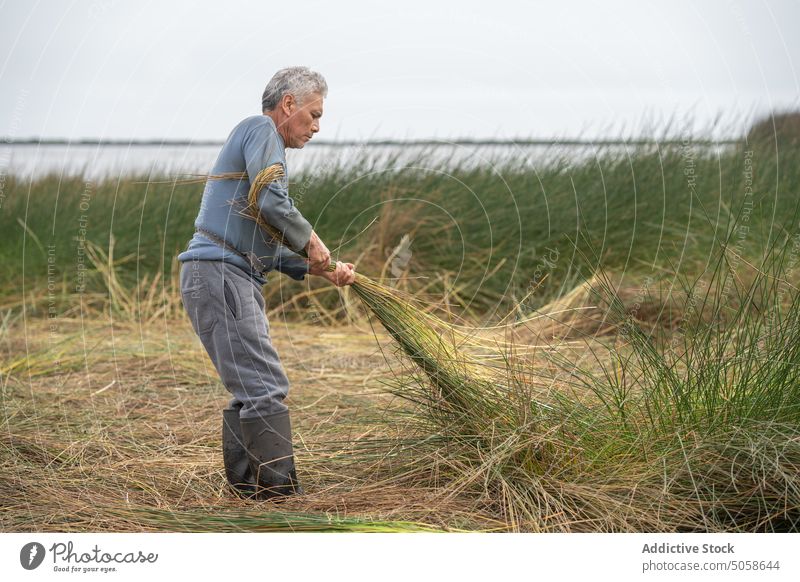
[2,137,742,147]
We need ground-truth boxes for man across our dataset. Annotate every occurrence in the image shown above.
[178,66,355,500]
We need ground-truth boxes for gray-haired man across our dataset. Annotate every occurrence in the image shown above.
[178,66,355,500]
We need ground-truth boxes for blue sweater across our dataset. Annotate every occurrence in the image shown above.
[177,115,312,285]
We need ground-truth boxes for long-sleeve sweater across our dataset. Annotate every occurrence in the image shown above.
[177,115,312,285]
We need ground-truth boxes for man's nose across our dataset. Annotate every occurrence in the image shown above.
[311,120,320,133]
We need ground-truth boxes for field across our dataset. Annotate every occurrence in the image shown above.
[3,122,800,532]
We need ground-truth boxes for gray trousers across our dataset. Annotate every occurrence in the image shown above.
[179,259,290,419]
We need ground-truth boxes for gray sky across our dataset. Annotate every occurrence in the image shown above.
[1,0,798,141]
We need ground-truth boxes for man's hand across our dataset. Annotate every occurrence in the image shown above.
[304,231,331,271]
[309,261,356,287]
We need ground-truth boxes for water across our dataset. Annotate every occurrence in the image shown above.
[0,141,734,180]
[0,143,224,180]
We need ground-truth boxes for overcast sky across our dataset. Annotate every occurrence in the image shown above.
[1,0,798,141]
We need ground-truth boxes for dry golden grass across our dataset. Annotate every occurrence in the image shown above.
[0,314,507,532]
[5,260,798,533]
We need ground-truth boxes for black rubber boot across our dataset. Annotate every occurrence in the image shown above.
[222,407,256,496]
[239,411,304,500]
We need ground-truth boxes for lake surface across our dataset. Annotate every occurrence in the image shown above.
[0,141,734,180]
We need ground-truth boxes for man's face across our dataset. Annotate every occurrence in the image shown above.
[284,92,323,148]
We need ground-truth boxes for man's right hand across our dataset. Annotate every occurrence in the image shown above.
[311,261,356,287]
[304,231,331,271]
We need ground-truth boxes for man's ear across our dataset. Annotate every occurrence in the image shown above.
[281,94,295,115]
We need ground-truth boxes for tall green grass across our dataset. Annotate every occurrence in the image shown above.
[3,131,798,319]
[373,201,800,531]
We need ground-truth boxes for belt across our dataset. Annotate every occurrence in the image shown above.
[196,227,270,275]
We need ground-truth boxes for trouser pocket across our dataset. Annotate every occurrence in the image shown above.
[180,262,218,334]
[223,278,241,320]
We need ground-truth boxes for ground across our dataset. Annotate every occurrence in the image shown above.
[1,315,505,532]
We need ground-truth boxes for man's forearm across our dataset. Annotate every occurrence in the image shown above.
[257,187,313,251]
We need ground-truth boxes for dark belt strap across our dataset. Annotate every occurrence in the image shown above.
[196,227,269,275]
